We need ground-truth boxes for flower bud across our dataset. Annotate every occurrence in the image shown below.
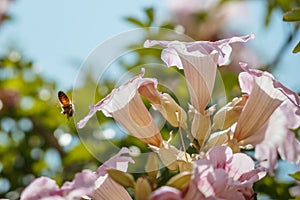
[106,168,135,188]
[166,171,192,190]
[135,177,152,200]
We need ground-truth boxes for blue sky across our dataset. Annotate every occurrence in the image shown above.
[0,0,299,92]
[0,0,164,89]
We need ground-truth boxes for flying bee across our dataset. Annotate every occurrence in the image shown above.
[58,91,74,120]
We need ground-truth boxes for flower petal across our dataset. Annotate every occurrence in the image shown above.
[93,175,132,200]
[144,34,255,66]
[61,169,97,198]
[139,82,188,129]
[20,177,60,200]
[144,35,255,114]
[237,63,300,173]
[77,69,162,146]
[96,147,134,176]
[206,145,232,169]
[149,186,182,200]
[235,64,287,144]
[254,101,300,173]
[227,153,255,181]
[190,106,211,147]
[212,95,248,131]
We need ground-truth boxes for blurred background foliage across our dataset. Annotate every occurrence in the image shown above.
[0,0,300,199]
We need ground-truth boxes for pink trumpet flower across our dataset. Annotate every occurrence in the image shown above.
[236,63,300,173]
[77,69,162,147]
[149,146,265,200]
[20,148,134,200]
[144,34,254,112]
[144,34,254,146]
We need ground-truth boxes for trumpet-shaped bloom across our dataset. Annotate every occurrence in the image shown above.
[185,146,266,199]
[21,148,134,200]
[233,63,300,173]
[206,63,300,173]
[144,35,254,146]
[149,146,265,200]
[144,34,255,67]
[77,69,162,147]
[144,34,254,113]
[233,64,287,145]
[20,171,97,200]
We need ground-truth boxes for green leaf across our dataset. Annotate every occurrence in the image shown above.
[265,5,274,26]
[283,7,300,21]
[145,7,154,26]
[124,17,145,27]
[292,41,300,53]
[289,171,300,181]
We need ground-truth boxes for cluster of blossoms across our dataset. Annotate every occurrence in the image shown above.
[20,34,300,200]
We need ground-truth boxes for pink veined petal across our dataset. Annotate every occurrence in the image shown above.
[206,145,232,169]
[226,153,255,181]
[217,187,246,200]
[237,167,266,187]
[187,146,264,199]
[209,169,228,196]
[197,172,216,198]
[211,34,255,48]
[144,34,255,66]
[207,34,255,65]
[238,62,275,95]
[96,147,134,176]
[77,69,146,129]
[238,72,253,94]
[253,101,300,173]
[161,47,184,69]
[20,177,60,200]
[192,162,216,198]
[77,108,97,129]
[277,130,300,164]
[239,62,299,109]
[182,181,207,200]
[38,196,65,200]
[149,186,182,200]
[254,143,278,175]
[192,159,212,183]
[144,40,170,48]
[239,62,275,79]
[61,169,97,197]
[273,79,300,112]
[77,89,116,129]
